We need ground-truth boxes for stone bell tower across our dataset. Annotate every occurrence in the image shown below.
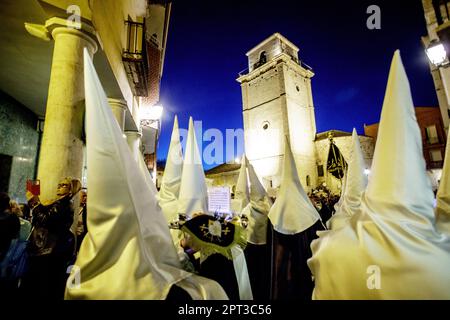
[237,33,317,193]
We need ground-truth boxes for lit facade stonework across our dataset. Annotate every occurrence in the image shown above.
[205,131,375,197]
[237,33,318,194]
[216,33,376,196]
[315,131,374,194]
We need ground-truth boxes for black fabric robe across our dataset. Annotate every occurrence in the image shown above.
[199,253,240,300]
[244,222,271,300]
[270,220,323,300]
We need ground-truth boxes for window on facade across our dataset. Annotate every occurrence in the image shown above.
[262,121,270,130]
[254,51,267,70]
[317,165,324,177]
[124,17,144,55]
[430,149,443,162]
[432,0,450,25]
[425,125,439,144]
[306,175,311,187]
[260,51,267,64]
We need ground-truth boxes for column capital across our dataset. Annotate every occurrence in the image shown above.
[45,17,99,53]
[108,98,127,132]
[124,130,142,139]
[107,98,128,111]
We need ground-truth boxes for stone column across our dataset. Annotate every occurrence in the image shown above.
[37,17,98,202]
[125,130,143,162]
[108,98,127,132]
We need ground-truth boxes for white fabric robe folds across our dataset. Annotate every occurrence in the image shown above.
[308,51,450,299]
[65,51,227,300]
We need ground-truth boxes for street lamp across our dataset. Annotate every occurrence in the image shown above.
[425,40,449,66]
[140,104,164,125]
[139,104,164,185]
[426,20,450,67]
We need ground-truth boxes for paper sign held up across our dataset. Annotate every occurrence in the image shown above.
[208,186,231,214]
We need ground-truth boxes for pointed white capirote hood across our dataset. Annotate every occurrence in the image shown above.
[158,115,183,203]
[328,128,367,230]
[157,116,183,223]
[247,162,267,205]
[342,128,368,213]
[268,136,320,234]
[66,50,227,300]
[235,155,250,204]
[333,170,347,213]
[436,128,450,233]
[241,160,272,244]
[308,51,450,299]
[364,51,435,223]
[232,155,250,214]
[177,117,209,217]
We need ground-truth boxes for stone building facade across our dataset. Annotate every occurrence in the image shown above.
[211,33,375,196]
[205,163,241,193]
[237,33,318,193]
[205,130,375,197]
[315,130,374,194]
[0,0,171,202]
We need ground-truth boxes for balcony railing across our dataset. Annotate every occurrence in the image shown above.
[238,67,249,77]
[122,20,148,97]
[300,60,313,71]
[433,0,450,25]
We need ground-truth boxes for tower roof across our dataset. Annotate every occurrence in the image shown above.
[246,33,299,56]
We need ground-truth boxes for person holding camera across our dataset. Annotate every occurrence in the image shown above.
[22,177,81,300]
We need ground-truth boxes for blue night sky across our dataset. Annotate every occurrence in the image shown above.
[157,0,438,170]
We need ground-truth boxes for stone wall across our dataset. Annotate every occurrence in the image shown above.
[241,60,318,193]
[206,171,240,192]
[0,90,39,202]
[315,135,375,195]
[205,134,375,197]
[242,64,285,182]
[284,63,317,192]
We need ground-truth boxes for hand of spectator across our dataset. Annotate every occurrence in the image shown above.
[26,191,39,207]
